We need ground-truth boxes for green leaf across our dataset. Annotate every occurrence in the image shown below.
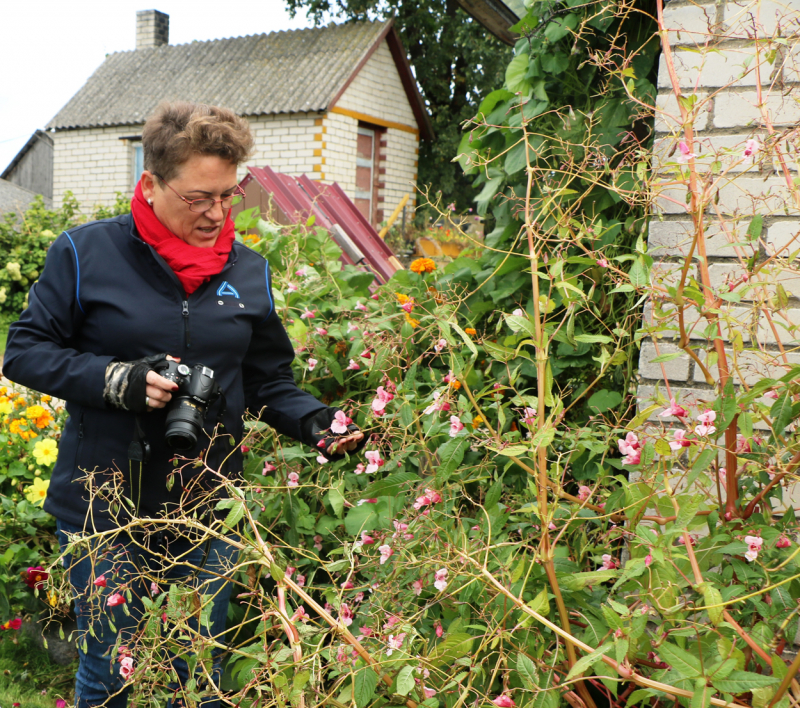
[395,665,416,696]
[527,587,550,616]
[436,438,469,483]
[771,393,794,436]
[450,321,478,358]
[700,582,724,626]
[649,352,683,363]
[559,570,617,591]
[326,356,344,386]
[326,481,345,519]
[429,633,473,667]
[506,53,531,93]
[344,504,378,536]
[517,652,538,689]
[224,500,245,529]
[628,258,649,288]
[361,472,420,499]
[657,642,702,679]
[674,495,703,532]
[504,313,537,339]
[747,215,764,241]
[712,671,779,694]
[687,449,715,488]
[691,680,711,708]
[269,562,285,584]
[530,425,556,449]
[566,643,613,680]
[574,334,613,344]
[588,389,622,413]
[354,666,378,708]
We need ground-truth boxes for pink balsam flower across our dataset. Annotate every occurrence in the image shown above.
[492,694,516,707]
[330,410,353,434]
[677,140,696,163]
[355,301,368,312]
[287,472,300,488]
[669,429,691,451]
[660,398,687,418]
[107,593,126,607]
[601,554,619,570]
[346,359,360,371]
[434,568,448,592]
[449,416,465,437]
[378,545,393,564]
[300,308,316,320]
[365,450,384,474]
[307,358,317,372]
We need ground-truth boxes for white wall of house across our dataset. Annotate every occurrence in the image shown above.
[244,113,323,184]
[52,125,140,210]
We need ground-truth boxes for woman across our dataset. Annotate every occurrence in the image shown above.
[3,102,364,707]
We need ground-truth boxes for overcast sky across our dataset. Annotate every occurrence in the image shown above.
[0,1,317,174]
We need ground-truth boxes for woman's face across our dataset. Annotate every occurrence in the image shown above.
[141,154,239,248]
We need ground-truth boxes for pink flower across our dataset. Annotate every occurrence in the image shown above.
[597,259,609,268]
[94,575,107,588]
[354,591,365,602]
[300,308,316,320]
[412,579,423,596]
[424,390,451,415]
[384,615,401,630]
[355,301,368,312]
[492,694,516,707]
[358,498,378,505]
[313,534,323,551]
[434,338,447,353]
[378,545,393,564]
[765,390,779,400]
[448,202,456,211]
[347,359,360,371]
[669,429,691,451]
[413,488,442,510]
[315,327,328,336]
[777,535,792,549]
[308,358,318,372]
[601,554,618,570]
[361,350,373,359]
[618,432,640,456]
[694,423,717,437]
[287,282,298,293]
[56,701,67,708]
[659,398,687,418]
[645,553,653,567]
[330,410,353,434]
[522,407,537,426]
[263,462,277,475]
[512,308,524,317]
[744,535,763,562]
[386,632,406,655]
[423,686,437,699]
[578,485,591,502]
[296,574,306,587]
[347,322,359,333]
[291,606,309,622]
[449,416,465,438]
[361,531,375,545]
[107,593,126,607]
[354,463,366,475]
[119,656,134,680]
[435,621,444,638]
[287,472,300,488]
[400,300,415,314]
[697,410,716,425]
[736,435,751,453]
[744,138,759,159]
[341,579,355,590]
[365,450,384,475]
[316,455,328,464]
[359,626,373,637]
[434,568,448,592]
[241,445,250,453]
[371,386,394,415]
[677,140,696,163]
[150,582,159,596]
[296,267,309,277]
[339,603,354,626]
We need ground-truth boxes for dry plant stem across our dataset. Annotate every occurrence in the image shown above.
[465,551,743,708]
[656,0,740,514]
[523,123,596,708]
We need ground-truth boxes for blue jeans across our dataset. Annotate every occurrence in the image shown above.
[56,519,239,708]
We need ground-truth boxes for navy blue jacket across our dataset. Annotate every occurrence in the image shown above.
[3,213,328,530]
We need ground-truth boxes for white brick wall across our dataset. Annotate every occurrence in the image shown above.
[641,0,800,416]
[53,125,140,209]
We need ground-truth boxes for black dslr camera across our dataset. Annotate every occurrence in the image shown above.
[155,361,221,451]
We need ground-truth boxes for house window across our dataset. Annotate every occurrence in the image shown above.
[132,142,144,186]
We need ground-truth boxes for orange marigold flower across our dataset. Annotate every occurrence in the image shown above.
[404,313,420,328]
[40,395,52,403]
[472,416,484,429]
[395,292,411,305]
[14,397,26,407]
[449,380,462,390]
[25,405,45,420]
[35,414,54,429]
[8,419,26,436]
[464,327,477,336]
[410,258,436,274]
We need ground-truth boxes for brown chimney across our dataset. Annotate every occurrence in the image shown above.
[136,10,169,50]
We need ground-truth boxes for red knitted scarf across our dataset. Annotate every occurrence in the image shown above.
[131,180,234,295]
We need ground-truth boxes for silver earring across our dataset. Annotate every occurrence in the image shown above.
[148,199,153,205]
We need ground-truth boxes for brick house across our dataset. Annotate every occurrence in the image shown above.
[46,10,433,226]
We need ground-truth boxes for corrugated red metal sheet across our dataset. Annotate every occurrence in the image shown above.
[240,166,403,285]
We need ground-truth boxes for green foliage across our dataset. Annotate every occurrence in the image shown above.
[284,0,513,212]
[0,192,130,321]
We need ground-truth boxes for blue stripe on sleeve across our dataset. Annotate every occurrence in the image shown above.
[263,261,274,321]
[64,231,84,314]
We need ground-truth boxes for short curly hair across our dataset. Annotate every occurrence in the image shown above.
[142,101,254,182]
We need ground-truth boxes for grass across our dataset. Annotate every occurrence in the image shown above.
[0,632,75,707]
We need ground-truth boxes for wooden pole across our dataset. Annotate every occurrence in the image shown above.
[378,193,410,239]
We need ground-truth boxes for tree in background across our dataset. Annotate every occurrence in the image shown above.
[284,0,512,214]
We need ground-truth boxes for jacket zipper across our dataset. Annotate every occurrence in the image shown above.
[182,300,192,348]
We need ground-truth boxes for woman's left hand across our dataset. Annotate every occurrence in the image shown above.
[328,431,365,456]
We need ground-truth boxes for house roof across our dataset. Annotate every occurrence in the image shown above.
[456,0,524,45]
[0,179,41,217]
[47,19,433,140]
[1,130,53,181]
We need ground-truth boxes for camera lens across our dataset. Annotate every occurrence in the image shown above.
[165,399,205,451]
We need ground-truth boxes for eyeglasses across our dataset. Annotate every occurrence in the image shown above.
[153,173,246,213]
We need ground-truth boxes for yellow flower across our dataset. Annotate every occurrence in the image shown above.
[8,419,26,435]
[404,313,420,328]
[40,395,52,403]
[472,416,484,429]
[410,258,436,274]
[25,405,45,420]
[395,292,411,305]
[24,477,50,506]
[0,400,11,416]
[33,439,58,466]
